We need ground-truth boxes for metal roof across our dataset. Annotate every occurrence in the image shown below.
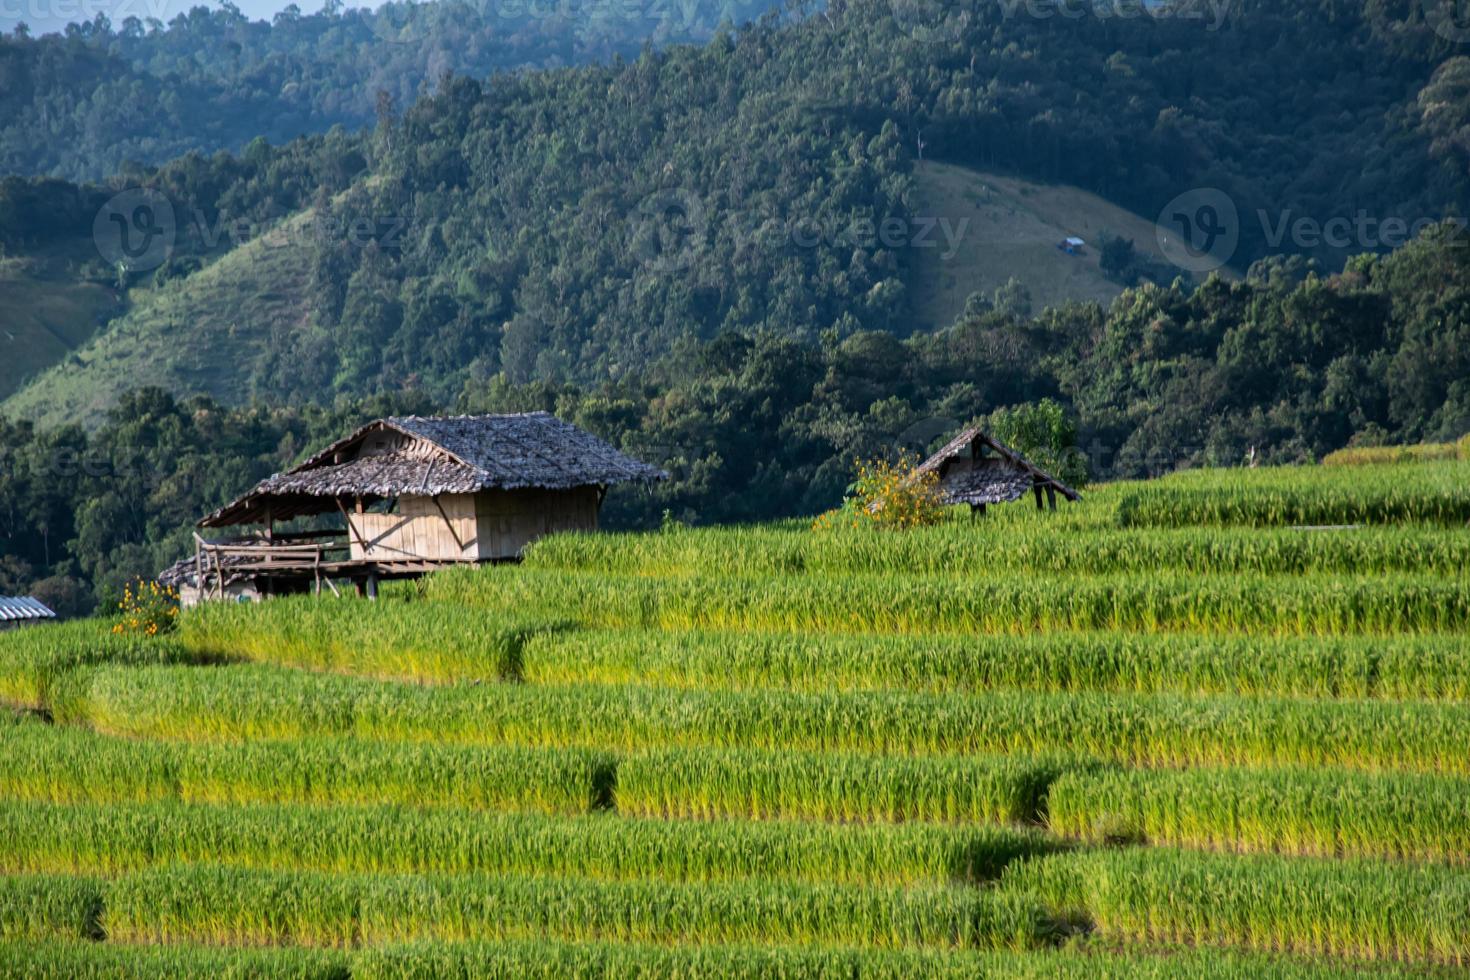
[0,596,57,621]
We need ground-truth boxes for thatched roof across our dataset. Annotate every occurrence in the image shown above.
[0,596,55,622]
[915,426,1081,507]
[201,413,666,528]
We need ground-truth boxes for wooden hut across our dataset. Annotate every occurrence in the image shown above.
[915,426,1081,515]
[162,413,665,603]
[0,596,56,631]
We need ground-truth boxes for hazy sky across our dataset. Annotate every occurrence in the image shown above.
[2,0,372,37]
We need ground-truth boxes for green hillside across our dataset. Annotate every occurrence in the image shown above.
[0,254,119,401]
[3,212,317,429]
[1,0,1466,423]
[2,462,1469,973]
[4,165,1197,427]
[908,162,1220,326]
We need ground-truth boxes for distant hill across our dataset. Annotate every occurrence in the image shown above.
[0,252,120,400]
[0,0,788,181]
[907,162,1227,328]
[3,0,1469,427]
[2,210,317,427]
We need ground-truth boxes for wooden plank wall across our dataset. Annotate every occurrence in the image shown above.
[348,488,601,562]
[349,494,479,562]
[477,487,600,560]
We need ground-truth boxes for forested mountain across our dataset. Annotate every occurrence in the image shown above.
[0,0,784,179]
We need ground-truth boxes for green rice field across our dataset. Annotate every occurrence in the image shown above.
[2,460,1469,976]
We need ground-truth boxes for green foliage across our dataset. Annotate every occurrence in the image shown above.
[98,865,1054,951]
[70,663,1470,775]
[180,597,565,684]
[0,716,613,815]
[0,618,195,712]
[0,942,347,980]
[1115,461,1470,527]
[616,747,1069,828]
[984,400,1089,489]
[434,564,1470,637]
[520,627,1470,701]
[524,520,1470,578]
[1048,766,1470,864]
[4,462,1470,972]
[0,799,1055,888]
[1007,847,1470,964]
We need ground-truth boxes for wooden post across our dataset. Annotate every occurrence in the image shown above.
[1033,485,1044,511]
[1046,486,1057,511]
[366,572,379,601]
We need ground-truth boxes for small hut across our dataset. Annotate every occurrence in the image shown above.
[0,596,56,631]
[163,412,665,604]
[915,426,1080,515]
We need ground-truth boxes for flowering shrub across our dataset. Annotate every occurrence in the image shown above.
[113,580,181,637]
[813,454,948,532]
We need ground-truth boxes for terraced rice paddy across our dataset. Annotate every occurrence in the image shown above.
[2,459,1469,976]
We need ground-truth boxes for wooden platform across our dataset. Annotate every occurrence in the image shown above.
[190,532,479,601]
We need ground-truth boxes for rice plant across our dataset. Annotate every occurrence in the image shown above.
[615,746,1073,828]
[76,665,1470,775]
[0,799,1056,887]
[1006,846,1470,965]
[352,938,1420,979]
[0,618,201,713]
[0,941,348,979]
[524,627,1470,701]
[525,523,1470,578]
[426,565,1470,637]
[1047,766,1470,863]
[102,865,1055,952]
[1112,460,1470,528]
[0,715,613,815]
[180,597,565,683]
[0,875,102,942]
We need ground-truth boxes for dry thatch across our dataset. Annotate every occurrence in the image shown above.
[201,413,666,527]
[915,427,1081,507]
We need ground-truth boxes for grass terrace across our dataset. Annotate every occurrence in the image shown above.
[1,459,1468,975]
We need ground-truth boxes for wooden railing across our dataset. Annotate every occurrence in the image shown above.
[192,533,349,598]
